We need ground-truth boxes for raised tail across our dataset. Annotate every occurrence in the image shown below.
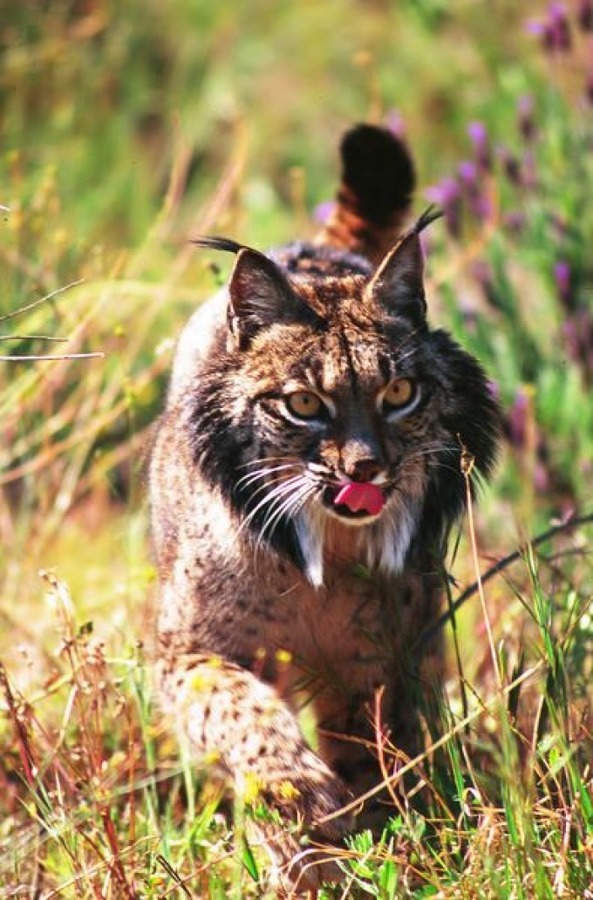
[314,123,416,266]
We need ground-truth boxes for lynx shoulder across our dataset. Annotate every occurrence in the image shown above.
[149,123,501,893]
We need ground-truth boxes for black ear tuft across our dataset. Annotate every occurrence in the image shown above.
[398,205,443,241]
[190,235,253,255]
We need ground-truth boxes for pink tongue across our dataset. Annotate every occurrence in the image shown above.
[334,482,384,516]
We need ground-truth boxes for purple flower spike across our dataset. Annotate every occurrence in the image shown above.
[526,5,571,52]
[467,120,492,170]
[525,19,545,37]
[458,160,478,185]
[313,200,335,224]
[548,1,567,16]
[521,152,538,190]
[459,298,478,332]
[468,121,487,145]
[534,462,551,493]
[497,146,522,185]
[563,310,593,381]
[517,95,536,142]
[503,211,526,234]
[578,0,593,31]
[471,261,500,309]
[470,194,493,222]
[548,2,572,51]
[487,380,501,401]
[425,178,461,238]
[586,72,593,106]
[386,109,406,138]
[554,260,573,310]
[507,388,530,448]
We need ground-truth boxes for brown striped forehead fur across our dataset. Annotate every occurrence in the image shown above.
[244,272,416,398]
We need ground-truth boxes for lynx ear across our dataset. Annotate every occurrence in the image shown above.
[365,207,442,325]
[228,248,312,348]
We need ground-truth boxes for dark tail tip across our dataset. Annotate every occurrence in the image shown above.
[340,124,416,227]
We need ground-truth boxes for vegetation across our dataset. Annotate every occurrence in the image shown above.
[1,1,591,896]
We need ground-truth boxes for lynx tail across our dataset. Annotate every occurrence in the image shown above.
[315,123,416,266]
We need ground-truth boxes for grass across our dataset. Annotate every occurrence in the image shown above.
[1,1,592,896]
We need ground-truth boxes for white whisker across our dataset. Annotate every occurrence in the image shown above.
[237,455,295,470]
[235,463,297,491]
[238,474,305,537]
[256,479,316,553]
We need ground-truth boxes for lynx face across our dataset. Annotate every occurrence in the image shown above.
[187,236,498,587]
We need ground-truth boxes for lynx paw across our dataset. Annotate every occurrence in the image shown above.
[253,766,353,894]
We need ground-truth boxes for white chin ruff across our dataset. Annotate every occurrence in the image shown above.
[295,499,420,588]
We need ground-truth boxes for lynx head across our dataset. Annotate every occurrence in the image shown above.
[188,219,500,587]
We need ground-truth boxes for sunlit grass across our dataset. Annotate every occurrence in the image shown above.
[1,1,592,897]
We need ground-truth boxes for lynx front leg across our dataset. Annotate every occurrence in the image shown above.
[313,676,426,837]
[159,654,352,893]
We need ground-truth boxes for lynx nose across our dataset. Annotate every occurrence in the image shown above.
[341,432,385,483]
[345,457,383,483]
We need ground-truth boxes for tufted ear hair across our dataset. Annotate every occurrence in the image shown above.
[365,207,443,326]
[229,248,319,348]
[191,237,316,348]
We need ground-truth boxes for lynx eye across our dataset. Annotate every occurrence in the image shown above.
[382,378,416,411]
[285,391,323,419]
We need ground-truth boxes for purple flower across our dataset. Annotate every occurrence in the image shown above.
[506,388,531,448]
[469,194,493,222]
[534,461,551,493]
[468,121,492,170]
[487,380,501,401]
[526,4,572,52]
[547,2,572,51]
[458,160,478,185]
[425,178,462,238]
[585,71,593,106]
[468,121,487,146]
[459,298,478,332]
[562,317,580,360]
[563,309,593,382]
[496,146,522,185]
[517,95,536,142]
[471,261,500,309]
[313,200,335,224]
[525,20,546,38]
[425,177,460,206]
[502,211,527,234]
[385,109,406,138]
[521,152,538,190]
[577,0,593,31]
[553,260,573,309]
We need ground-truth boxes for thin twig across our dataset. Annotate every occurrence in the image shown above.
[0,279,84,322]
[0,334,68,342]
[156,854,192,898]
[0,663,37,788]
[463,445,502,688]
[0,352,104,361]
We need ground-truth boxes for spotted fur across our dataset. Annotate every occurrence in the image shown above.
[150,123,501,893]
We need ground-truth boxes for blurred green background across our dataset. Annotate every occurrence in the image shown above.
[1,2,592,895]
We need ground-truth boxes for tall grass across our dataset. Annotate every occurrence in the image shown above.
[1,1,592,896]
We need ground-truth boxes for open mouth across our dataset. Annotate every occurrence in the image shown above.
[322,482,385,520]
